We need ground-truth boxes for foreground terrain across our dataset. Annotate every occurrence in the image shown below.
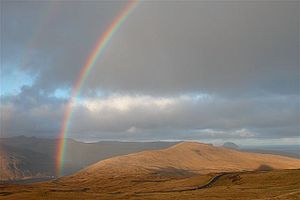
[1,170,299,200]
[0,142,299,199]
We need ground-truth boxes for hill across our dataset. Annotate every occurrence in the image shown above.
[69,141,299,182]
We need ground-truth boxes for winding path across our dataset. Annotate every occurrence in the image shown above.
[136,173,228,194]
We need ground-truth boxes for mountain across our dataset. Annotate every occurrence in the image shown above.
[0,136,178,180]
[223,142,239,149]
[68,142,300,183]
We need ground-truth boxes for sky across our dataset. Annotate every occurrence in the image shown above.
[0,0,299,145]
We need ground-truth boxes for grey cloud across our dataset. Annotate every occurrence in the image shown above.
[2,1,298,95]
[2,1,126,92]
[86,1,299,96]
[1,92,298,141]
[69,94,298,139]
[0,87,64,136]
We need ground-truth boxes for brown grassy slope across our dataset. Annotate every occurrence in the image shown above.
[1,169,299,200]
[132,169,300,200]
[68,141,300,182]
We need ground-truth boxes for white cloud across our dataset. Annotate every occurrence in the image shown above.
[77,94,186,112]
[199,128,256,138]
[126,126,139,134]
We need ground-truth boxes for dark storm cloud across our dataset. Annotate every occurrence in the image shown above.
[85,1,299,96]
[1,1,299,143]
[2,0,127,92]
[1,86,64,136]
[2,1,298,95]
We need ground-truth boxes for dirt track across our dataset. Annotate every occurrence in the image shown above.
[136,173,228,194]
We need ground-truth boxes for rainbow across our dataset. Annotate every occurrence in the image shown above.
[56,0,139,176]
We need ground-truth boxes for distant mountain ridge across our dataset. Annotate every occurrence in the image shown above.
[223,142,239,149]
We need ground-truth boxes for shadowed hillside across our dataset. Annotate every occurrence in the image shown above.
[0,136,178,180]
[0,145,54,180]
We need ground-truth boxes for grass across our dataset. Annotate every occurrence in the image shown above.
[0,169,299,200]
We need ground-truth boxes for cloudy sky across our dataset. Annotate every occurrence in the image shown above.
[1,0,299,145]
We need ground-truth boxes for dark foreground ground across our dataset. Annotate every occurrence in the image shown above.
[0,169,299,200]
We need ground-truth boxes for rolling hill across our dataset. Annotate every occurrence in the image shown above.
[69,141,300,182]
